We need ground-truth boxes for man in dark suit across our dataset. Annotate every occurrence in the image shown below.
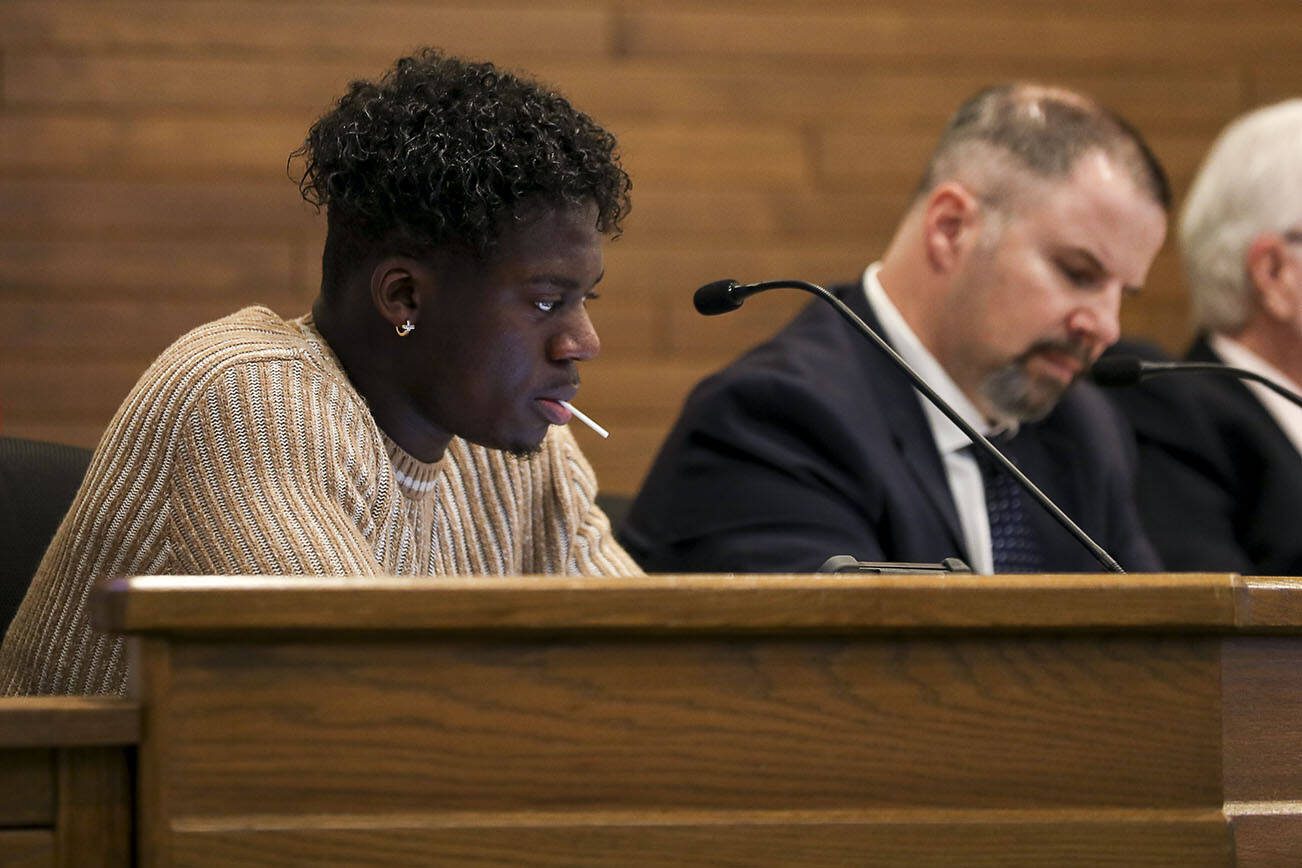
[621,84,1170,574]
[1104,100,1302,575]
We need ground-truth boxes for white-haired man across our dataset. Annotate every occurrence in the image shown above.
[1107,100,1302,574]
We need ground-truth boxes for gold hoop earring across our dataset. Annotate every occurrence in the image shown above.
[395,320,415,337]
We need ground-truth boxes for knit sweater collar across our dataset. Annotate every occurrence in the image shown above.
[382,436,447,499]
[294,312,448,501]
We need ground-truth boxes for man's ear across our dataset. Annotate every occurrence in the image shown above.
[921,182,982,273]
[370,257,429,331]
[1246,235,1300,323]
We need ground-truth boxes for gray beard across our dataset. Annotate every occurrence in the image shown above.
[979,362,1061,423]
[979,340,1091,423]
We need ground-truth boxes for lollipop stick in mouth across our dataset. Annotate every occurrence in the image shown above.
[559,400,609,439]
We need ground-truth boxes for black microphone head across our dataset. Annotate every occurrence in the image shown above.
[694,279,743,316]
[1090,355,1145,387]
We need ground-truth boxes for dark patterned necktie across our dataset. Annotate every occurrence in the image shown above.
[969,439,1044,573]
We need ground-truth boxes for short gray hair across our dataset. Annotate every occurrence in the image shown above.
[916,83,1171,212]
[1181,99,1302,333]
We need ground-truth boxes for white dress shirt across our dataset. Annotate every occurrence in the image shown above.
[862,263,1013,574]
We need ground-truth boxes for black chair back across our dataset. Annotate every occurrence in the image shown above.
[0,437,92,632]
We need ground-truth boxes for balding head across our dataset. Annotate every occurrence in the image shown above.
[915,84,1171,215]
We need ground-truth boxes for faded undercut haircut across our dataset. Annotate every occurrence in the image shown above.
[915,84,1171,213]
[1180,99,1302,334]
[292,48,632,297]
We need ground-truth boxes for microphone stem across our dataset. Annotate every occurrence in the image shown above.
[758,280,1125,574]
[1142,362,1302,411]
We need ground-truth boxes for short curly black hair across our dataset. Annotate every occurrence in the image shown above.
[292,48,631,292]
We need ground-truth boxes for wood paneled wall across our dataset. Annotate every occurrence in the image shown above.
[2,1,1300,494]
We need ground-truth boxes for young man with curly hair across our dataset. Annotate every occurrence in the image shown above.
[2,49,641,696]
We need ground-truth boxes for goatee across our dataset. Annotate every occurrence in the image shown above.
[980,340,1092,423]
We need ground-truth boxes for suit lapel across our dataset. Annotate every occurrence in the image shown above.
[1189,336,1302,464]
[843,286,967,555]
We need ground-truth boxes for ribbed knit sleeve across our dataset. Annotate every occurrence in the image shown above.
[168,358,385,576]
[1,308,391,695]
[1,395,171,695]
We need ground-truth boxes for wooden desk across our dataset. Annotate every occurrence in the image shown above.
[0,696,139,867]
[93,573,1302,866]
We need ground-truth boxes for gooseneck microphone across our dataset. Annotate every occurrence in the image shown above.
[1091,355,1302,410]
[694,278,1125,573]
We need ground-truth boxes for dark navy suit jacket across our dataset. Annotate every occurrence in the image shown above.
[621,283,1160,574]
[1105,337,1302,575]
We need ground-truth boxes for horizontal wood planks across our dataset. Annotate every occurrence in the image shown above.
[0,697,140,747]
[162,812,1230,867]
[92,572,1239,632]
[0,698,139,868]
[0,829,55,868]
[143,632,1228,864]
[2,2,1300,493]
[1223,636,1302,862]
[100,573,1300,865]
[0,748,55,827]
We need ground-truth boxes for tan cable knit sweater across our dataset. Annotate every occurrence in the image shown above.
[1,306,641,695]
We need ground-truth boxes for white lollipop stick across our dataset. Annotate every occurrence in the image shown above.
[559,400,609,439]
